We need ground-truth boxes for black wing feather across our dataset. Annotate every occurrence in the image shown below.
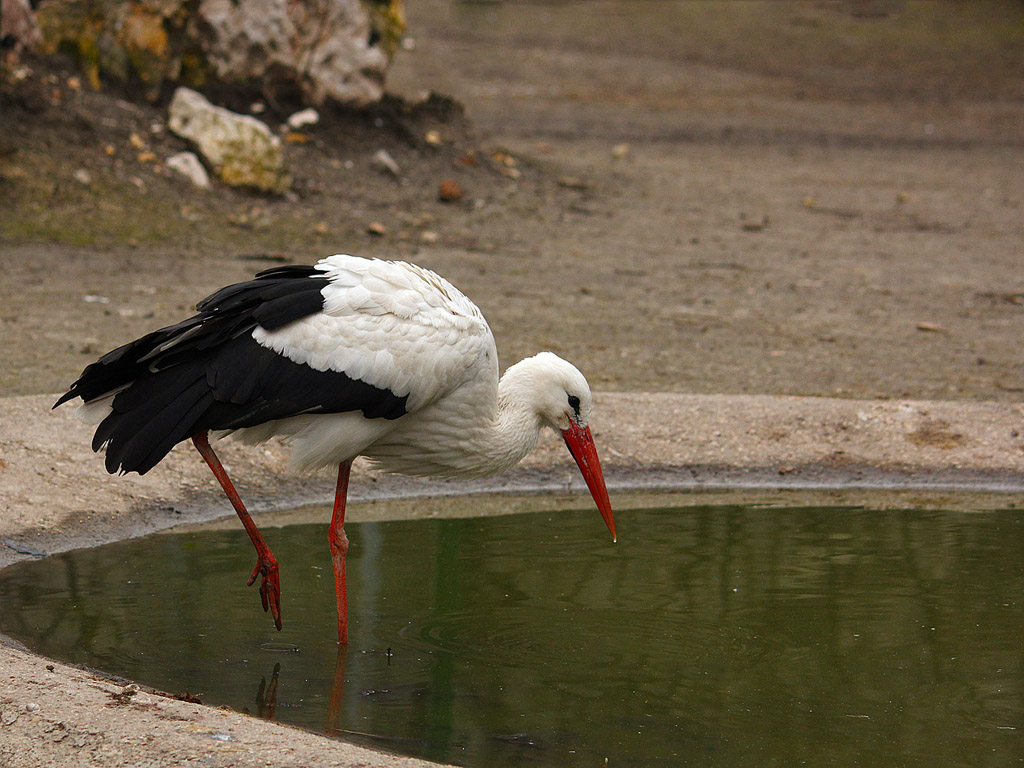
[56,265,409,475]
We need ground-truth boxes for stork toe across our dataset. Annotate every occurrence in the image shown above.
[248,556,282,630]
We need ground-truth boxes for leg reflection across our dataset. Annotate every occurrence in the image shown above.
[255,662,281,719]
[326,643,349,736]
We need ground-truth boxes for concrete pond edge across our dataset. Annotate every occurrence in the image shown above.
[1,391,1023,767]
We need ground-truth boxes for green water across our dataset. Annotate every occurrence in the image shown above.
[1,505,1022,766]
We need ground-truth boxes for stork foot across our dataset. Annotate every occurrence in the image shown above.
[247,554,282,630]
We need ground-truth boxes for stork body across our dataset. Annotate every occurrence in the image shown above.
[56,254,615,644]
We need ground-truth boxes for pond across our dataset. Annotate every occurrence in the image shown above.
[0,503,1021,767]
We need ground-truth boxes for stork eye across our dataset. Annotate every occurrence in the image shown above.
[567,394,581,417]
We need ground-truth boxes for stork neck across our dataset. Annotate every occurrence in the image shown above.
[476,399,542,473]
[455,365,548,476]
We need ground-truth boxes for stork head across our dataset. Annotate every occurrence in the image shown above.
[503,352,616,541]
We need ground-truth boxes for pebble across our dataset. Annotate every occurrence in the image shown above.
[438,179,463,203]
[166,152,210,189]
[372,149,401,177]
[490,151,516,168]
[286,107,319,130]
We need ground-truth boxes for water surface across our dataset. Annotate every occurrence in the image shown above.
[0,505,1021,767]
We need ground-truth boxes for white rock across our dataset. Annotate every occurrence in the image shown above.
[286,108,320,130]
[195,0,388,107]
[167,88,289,194]
[166,151,211,189]
[372,148,401,177]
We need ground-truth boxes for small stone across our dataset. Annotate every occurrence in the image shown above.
[137,152,157,163]
[438,179,463,203]
[286,107,320,130]
[611,143,631,159]
[166,152,211,189]
[25,703,40,713]
[366,221,386,236]
[424,130,442,146]
[72,168,92,185]
[372,149,401,177]
[420,230,439,244]
[129,132,146,150]
[490,151,516,168]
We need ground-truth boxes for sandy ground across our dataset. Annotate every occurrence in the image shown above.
[2,0,1024,765]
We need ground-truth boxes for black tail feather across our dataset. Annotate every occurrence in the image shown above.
[55,263,409,476]
[97,370,208,474]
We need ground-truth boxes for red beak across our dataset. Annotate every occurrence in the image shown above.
[561,422,616,542]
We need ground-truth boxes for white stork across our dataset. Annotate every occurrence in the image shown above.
[55,254,616,644]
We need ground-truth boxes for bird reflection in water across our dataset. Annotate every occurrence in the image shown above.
[253,662,280,720]
[248,646,347,735]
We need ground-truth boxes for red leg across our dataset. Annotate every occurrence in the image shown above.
[191,431,282,630]
[329,460,352,645]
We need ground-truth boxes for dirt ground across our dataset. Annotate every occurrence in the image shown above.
[2,2,1024,767]
[2,0,1024,404]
